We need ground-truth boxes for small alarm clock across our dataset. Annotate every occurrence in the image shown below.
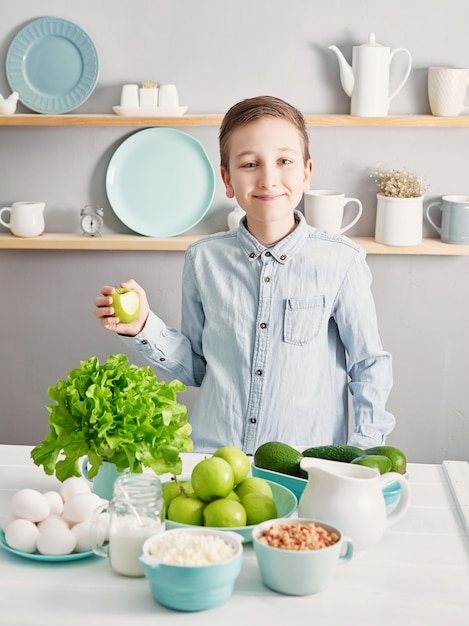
[80,204,104,236]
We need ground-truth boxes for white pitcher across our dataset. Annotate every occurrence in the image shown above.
[298,457,410,551]
[329,33,412,116]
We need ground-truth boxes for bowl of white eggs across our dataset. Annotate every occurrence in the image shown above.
[0,477,109,561]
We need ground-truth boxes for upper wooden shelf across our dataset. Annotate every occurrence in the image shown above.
[1,233,468,255]
[1,114,469,127]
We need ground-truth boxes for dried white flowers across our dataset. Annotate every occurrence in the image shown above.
[373,165,429,198]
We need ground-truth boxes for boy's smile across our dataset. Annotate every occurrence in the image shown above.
[221,117,313,244]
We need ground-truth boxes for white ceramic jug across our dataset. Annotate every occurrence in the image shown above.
[298,457,410,551]
[329,33,412,116]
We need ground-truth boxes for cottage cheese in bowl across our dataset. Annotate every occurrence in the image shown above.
[140,527,243,612]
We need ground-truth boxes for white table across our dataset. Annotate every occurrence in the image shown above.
[0,445,468,626]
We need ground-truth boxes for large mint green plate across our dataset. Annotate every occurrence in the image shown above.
[6,17,99,114]
[106,128,215,237]
[0,529,95,562]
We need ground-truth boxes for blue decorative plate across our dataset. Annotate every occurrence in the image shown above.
[6,16,99,114]
[0,530,95,562]
[106,128,215,237]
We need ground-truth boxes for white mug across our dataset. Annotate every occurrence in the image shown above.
[158,84,179,108]
[428,67,469,117]
[0,201,45,237]
[304,190,363,234]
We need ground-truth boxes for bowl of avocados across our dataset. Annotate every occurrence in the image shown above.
[252,442,408,504]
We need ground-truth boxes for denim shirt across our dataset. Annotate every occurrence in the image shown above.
[121,212,394,454]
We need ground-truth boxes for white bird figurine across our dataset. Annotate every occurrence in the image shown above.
[0,91,19,115]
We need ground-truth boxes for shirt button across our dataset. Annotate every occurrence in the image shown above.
[141,340,149,345]
[250,418,257,424]
[260,322,267,329]
[264,277,270,283]
[256,369,263,376]
[265,251,271,257]
[249,252,256,258]
[159,357,166,362]
[280,254,286,261]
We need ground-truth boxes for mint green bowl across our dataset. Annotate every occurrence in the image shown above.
[164,478,297,543]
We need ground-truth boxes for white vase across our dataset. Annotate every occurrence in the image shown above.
[375,193,424,246]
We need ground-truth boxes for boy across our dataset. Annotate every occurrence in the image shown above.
[94,95,395,454]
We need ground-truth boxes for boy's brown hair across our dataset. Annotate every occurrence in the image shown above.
[219,95,311,172]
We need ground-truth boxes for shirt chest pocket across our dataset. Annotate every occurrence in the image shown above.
[284,296,326,345]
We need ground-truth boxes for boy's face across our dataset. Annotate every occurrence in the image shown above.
[221,117,313,229]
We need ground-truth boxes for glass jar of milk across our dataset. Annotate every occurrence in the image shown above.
[91,473,164,576]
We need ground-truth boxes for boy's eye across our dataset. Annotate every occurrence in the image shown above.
[280,158,292,165]
[242,162,257,168]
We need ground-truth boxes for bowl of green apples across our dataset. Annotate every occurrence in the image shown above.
[163,446,298,542]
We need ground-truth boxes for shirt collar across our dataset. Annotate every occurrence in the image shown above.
[236,210,309,264]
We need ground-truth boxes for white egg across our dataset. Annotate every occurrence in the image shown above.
[37,515,69,532]
[43,490,64,516]
[10,489,51,523]
[70,521,97,552]
[59,476,91,501]
[5,518,39,553]
[61,492,103,524]
[37,527,77,556]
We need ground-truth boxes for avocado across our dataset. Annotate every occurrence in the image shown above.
[253,441,304,477]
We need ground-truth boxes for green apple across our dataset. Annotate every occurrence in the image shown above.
[203,498,247,527]
[213,446,250,485]
[111,288,140,323]
[163,481,194,509]
[241,493,277,525]
[191,457,234,502]
[225,490,241,502]
[235,477,273,500]
[167,494,206,526]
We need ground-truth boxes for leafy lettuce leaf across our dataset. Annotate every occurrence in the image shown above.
[31,354,192,481]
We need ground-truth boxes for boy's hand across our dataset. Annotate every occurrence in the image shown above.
[94,279,150,336]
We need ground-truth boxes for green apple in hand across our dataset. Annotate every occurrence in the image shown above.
[111,288,140,323]
[213,446,250,485]
[191,457,234,501]
[203,498,247,527]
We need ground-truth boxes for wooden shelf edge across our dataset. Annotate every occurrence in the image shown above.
[1,233,469,255]
[0,233,202,250]
[1,114,469,128]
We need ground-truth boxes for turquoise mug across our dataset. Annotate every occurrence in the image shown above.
[81,457,124,500]
[425,195,469,244]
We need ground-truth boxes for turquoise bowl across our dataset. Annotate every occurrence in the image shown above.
[140,528,243,612]
[252,464,409,506]
[251,464,307,500]
[164,478,297,543]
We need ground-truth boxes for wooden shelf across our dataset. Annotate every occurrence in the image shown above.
[1,114,469,127]
[1,233,468,254]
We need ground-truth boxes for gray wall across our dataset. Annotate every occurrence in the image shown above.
[1,0,468,463]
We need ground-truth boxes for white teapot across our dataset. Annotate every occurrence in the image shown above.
[328,33,412,117]
[298,457,410,551]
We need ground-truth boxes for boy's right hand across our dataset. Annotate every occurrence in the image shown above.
[93,279,150,337]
